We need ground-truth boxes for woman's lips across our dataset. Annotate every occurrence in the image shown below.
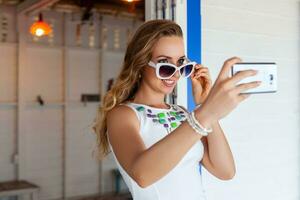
[162,79,176,87]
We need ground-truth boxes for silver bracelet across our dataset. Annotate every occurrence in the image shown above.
[195,104,201,109]
[191,111,213,134]
[186,112,209,136]
[192,104,212,134]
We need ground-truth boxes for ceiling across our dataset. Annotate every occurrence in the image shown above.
[0,0,24,4]
[54,0,144,19]
[0,0,144,19]
[57,0,144,11]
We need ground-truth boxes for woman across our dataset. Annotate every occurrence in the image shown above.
[94,20,260,200]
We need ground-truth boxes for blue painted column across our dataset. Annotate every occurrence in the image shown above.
[187,0,202,173]
[187,0,201,112]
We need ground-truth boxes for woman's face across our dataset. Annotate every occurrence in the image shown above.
[142,36,186,95]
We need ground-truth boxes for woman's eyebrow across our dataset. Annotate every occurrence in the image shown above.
[156,55,186,59]
[156,55,172,59]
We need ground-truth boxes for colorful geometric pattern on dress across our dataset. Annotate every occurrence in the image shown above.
[135,105,187,133]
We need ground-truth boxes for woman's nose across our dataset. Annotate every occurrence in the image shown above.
[173,71,181,78]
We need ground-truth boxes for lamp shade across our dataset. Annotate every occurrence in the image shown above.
[30,13,52,37]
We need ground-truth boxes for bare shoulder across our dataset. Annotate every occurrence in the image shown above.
[106,104,145,176]
[106,105,140,141]
[107,104,140,136]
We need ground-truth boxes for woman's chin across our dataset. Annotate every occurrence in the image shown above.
[161,84,176,94]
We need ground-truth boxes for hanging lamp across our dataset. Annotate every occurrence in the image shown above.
[30,13,52,37]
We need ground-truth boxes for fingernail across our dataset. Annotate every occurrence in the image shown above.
[257,81,262,84]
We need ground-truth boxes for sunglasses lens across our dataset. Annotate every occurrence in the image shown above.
[180,64,194,77]
[159,65,176,78]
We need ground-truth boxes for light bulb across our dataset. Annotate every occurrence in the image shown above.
[35,28,45,37]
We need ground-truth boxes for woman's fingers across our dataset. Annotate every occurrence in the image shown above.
[195,65,208,70]
[235,81,261,93]
[238,93,251,101]
[230,69,257,84]
[193,65,210,77]
[195,74,211,84]
[194,64,205,69]
[217,57,242,82]
[194,66,209,74]
[195,64,208,69]
[194,70,209,77]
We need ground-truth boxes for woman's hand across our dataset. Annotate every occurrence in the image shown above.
[191,64,212,104]
[195,57,261,127]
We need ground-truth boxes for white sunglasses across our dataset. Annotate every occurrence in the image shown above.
[148,60,196,79]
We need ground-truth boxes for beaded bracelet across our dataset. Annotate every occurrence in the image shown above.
[191,111,213,133]
[186,112,209,136]
[194,104,213,133]
[185,102,213,136]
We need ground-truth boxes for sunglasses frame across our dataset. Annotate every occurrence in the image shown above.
[148,60,196,79]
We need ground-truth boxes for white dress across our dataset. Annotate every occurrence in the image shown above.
[108,102,207,200]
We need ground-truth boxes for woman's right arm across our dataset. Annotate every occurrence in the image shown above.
[107,57,260,188]
[107,105,202,188]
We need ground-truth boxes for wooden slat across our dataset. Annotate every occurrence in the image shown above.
[0,180,39,198]
[0,180,39,192]
[17,0,60,14]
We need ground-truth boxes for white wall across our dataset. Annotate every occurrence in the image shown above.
[0,44,17,181]
[201,1,300,200]
[0,6,142,199]
[100,51,129,194]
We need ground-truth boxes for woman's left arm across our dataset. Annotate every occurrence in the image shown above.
[191,64,236,180]
[200,123,236,180]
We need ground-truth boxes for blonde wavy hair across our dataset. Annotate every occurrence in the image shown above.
[93,19,183,158]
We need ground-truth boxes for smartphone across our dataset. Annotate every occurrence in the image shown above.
[231,62,277,94]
